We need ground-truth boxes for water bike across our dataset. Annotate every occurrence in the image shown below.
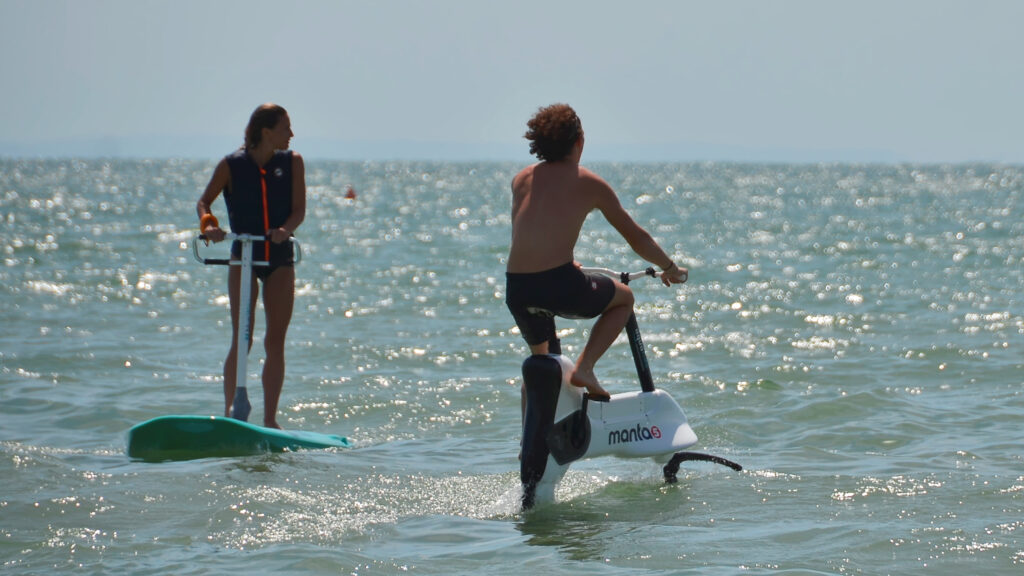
[520,266,741,509]
[126,234,349,460]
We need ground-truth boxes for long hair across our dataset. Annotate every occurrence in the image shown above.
[244,103,288,150]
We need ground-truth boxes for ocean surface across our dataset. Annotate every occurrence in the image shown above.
[1,158,1022,575]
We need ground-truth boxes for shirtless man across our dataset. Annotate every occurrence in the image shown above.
[505,103,688,400]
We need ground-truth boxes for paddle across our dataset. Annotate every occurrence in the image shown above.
[193,233,301,422]
[230,234,256,421]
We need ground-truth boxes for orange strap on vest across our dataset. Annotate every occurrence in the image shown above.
[259,168,270,261]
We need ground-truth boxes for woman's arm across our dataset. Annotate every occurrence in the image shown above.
[196,158,230,242]
[270,152,306,243]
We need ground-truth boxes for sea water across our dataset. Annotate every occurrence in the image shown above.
[1,158,1021,574]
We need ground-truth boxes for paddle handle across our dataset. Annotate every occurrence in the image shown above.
[192,233,302,266]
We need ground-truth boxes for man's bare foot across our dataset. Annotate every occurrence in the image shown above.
[570,367,611,401]
[264,420,283,430]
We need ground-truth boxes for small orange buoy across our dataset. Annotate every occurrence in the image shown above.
[345,186,357,200]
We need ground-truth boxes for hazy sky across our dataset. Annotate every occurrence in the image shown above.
[2,0,1022,163]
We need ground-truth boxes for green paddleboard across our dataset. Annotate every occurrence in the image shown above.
[127,415,351,461]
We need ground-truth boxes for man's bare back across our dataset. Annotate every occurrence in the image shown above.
[506,103,687,401]
[507,161,606,274]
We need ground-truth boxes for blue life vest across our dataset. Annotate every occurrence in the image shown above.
[223,149,294,263]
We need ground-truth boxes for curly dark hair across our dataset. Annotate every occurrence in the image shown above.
[524,103,582,162]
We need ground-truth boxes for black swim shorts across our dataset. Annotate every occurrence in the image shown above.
[505,261,616,346]
[231,239,295,282]
[252,261,293,282]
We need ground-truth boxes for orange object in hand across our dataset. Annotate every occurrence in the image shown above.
[200,213,219,232]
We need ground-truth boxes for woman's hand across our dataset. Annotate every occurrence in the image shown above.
[204,227,226,243]
[269,227,292,244]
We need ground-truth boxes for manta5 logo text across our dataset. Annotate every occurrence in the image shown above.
[608,423,662,445]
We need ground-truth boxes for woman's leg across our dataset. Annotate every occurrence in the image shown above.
[260,265,295,428]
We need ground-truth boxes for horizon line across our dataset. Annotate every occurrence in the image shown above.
[1,136,1021,166]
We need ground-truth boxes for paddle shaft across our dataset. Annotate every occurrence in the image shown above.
[232,235,255,421]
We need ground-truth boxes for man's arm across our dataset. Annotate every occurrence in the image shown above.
[589,173,673,268]
[589,171,687,285]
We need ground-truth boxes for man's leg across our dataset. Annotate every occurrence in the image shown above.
[570,282,634,400]
[521,340,550,421]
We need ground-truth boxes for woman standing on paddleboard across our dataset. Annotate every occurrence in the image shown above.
[196,103,306,429]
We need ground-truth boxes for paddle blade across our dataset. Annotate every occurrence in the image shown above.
[231,388,251,422]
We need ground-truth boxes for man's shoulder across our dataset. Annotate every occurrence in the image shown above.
[515,163,539,177]
[512,164,537,188]
[577,165,612,190]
